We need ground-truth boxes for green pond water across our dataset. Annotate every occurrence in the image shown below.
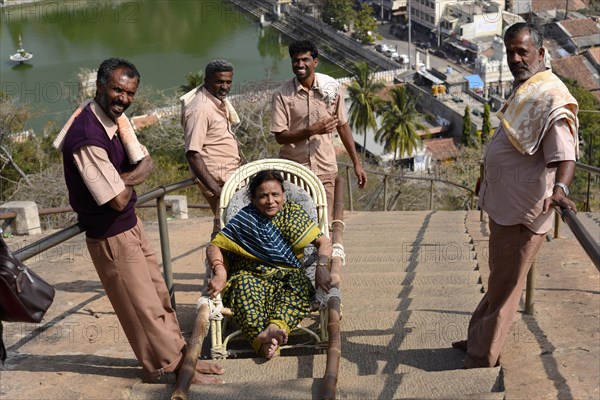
[0,0,346,132]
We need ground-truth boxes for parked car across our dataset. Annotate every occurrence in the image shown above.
[394,54,409,64]
[375,43,390,53]
[385,50,399,59]
[393,54,408,64]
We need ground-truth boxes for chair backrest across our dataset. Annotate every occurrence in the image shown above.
[219,159,329,238]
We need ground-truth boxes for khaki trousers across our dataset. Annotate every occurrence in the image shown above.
[86,220,185,378]
[465,218,545,368]
[196,181,223,236]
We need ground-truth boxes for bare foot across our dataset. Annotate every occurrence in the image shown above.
[257,324,288,346]
[258,337,280,359]
[196,360,225,375]
[256,324,288,359]
[191,361,225,384]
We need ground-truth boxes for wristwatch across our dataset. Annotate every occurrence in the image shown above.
[554,182,569,196]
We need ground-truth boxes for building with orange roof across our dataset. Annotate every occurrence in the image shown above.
[545,17,600,54]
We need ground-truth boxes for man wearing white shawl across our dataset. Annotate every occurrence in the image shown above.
[452,23,579,369]
[270,40,367,218]
[181,59,242,237]
[60,58,224,383]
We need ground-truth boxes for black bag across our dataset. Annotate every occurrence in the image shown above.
[0,235,55,364]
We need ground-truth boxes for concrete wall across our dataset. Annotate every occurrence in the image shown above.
[407,83,478,139]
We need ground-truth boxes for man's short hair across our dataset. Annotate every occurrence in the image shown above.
[97,58,140,86]
[504,22,543,49]
[205,59,234,77]
[288,40,318,59]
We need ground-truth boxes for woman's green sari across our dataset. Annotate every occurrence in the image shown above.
[211,201,322,354]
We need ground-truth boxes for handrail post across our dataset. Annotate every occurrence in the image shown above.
[429,179,434,210]
[525,259,537,314]
[585,170,591,212]
[345,166,353,212]
[157,195,176,310]
[383,174,388,211]
[554,212,560,239]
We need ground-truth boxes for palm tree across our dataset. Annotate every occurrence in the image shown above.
[180,71,204,94]
[375,85,428,163]
[347,62,385,155]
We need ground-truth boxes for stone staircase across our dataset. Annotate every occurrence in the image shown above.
[130,211,505,399]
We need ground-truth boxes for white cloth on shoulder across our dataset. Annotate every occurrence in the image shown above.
[179,85,240,125]
[314,73,340,105]
[52,99,145,164]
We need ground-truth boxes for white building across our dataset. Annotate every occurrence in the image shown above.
[474,36,513,97]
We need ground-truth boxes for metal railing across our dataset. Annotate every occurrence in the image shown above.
[576,161,600,212]
[341,162,476,212]
[13,178,199,310]
[6,162,599,317]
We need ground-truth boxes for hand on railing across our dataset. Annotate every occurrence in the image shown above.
[543,190,577,215]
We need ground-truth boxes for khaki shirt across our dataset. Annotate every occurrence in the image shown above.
[478,118,576,234]
[182,87,241,182]
[270,76,348,176]
[73,100,126,206]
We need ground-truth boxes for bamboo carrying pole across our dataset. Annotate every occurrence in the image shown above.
[171,303,211,400]
[319,176,344,400]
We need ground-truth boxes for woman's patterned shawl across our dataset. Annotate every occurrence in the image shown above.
[212,201,322,269]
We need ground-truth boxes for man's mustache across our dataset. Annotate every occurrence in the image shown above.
[510,63,528,70]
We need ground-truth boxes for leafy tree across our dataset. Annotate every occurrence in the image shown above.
[347,62,385,155]
[375,86,427,162]
[462,105,476,147]
[563,79,600,167]
[562,79,600,210]
[481,102,492,145]
[0,92,34,198]
[321,0,355,31]
[353,3,378,44]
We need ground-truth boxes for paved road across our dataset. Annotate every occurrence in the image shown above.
[373,23,473,73]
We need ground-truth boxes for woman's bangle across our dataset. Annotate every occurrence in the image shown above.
[317,262,328,268]
[211,261,225,271]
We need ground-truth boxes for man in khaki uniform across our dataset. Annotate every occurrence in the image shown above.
[270,40,367,218]
[61,58,224,383]
[452,23,578,369]
[182,59,242,236]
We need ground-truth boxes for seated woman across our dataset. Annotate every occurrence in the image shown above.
[206,170,332,359]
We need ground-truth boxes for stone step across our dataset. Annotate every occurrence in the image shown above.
[130,368,503,399]
[338,310,471,350]
[343,246,474,256]
[342,261,478,273]
[339,271,481,287]
[344,253,477,266]
[340,284,483,300]
[339,292,482,313]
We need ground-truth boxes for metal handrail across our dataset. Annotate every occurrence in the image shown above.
[340,161,475,194]
[575,162,600,175]
[13,178,199,309]
[558,207,600,271]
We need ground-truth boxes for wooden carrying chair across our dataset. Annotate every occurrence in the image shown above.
[207,159,332,359]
